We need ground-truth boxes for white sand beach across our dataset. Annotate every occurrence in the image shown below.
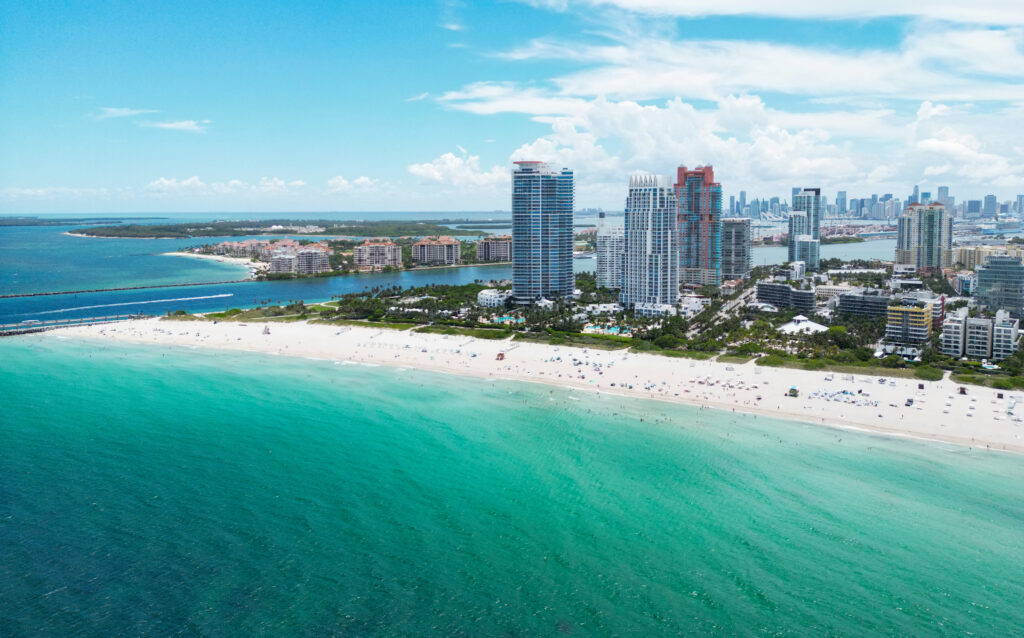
[49,317,1024,454]
[162,252,266,276]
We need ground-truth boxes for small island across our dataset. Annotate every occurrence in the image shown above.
[68,219,491,239]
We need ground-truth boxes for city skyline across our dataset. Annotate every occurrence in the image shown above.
[2,1,1023,214]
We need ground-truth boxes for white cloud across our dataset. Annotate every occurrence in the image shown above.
[408,152,508,188]
[327,175,379,192]
[145,119,211,132]
[487,26,1024,103]
[144,176,309,196]
[441,22,464,31]
[519,0,1024,25]
[406,92,430,102]
[96,107,158,119]
[916,126,1024,186]
[916,101,951,121]
[146,176,207,192]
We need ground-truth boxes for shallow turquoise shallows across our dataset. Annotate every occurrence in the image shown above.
[1,337,1022,636]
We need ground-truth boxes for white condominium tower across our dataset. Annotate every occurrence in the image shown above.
[596,212,625,289]
[620,175,679,308]
[511,161,575,304]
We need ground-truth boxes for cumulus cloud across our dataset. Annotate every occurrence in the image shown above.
[145,176,308,196]
[407,151,508,188]
[327,175,379,192]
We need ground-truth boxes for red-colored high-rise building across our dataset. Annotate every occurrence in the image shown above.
[675,165,723,286]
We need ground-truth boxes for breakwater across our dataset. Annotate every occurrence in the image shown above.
[0,279,250,299]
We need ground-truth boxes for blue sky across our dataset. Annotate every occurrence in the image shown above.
[1,0,1022,213]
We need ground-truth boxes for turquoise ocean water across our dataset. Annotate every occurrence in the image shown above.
[2,337,1022,636]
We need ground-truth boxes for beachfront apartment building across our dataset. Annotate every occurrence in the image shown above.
[596,213,625,289]
[620,175,679,309]
[721,217,752,280]
[994,311,1020,360]
[676,165,722,287]
[940,307,969,358]
[268,245,330,275]
[476,236,512,262]
[885,302,933,346]
[412,236,461,266]
[966,317,994,360]
[353,239,402,271]
[511,161,575,304]
[296,247,330,274]
[947,310,1020,361]
[269,252,298,274]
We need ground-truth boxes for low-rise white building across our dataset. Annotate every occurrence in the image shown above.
[476,289,513,308]
[634,302,676,317]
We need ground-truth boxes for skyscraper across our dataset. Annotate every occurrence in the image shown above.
[895,203,952,272]
[511,161,574,304]
[595,212,624,290]
[1016,194,1024,215]
[836,190,847,215]
[910,185,920,206]
[790,188,822,269]
[739,190,747,217]
[983,194,998,217]
[937,186,951,209]
[676,165,722,286]
[787,212,808,263]
[721,218,752,280]
[620,175,679,308]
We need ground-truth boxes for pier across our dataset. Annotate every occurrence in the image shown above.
[0,314,149,336]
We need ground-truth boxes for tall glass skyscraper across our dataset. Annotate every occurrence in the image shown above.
[511,161,574,304]
[676,165,722,286]
[790,188,822,269]
[621,175,678,308]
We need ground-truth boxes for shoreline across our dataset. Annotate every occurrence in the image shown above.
[40,317,1024,455]
[162,251,265,277]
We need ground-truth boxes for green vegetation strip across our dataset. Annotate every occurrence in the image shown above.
[413,325,512,339]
